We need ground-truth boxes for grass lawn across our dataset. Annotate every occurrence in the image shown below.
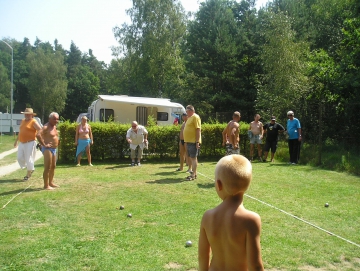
[0,157,359,271]
[0,134,16,153]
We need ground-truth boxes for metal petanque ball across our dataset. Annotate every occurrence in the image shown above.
[325,203,329,207]
[127,213,132,218]
[120,205,125,210]
[185,240,192,247]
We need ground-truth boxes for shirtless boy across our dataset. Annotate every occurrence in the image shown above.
[36,112,60,190]
[249,114,264,162]
[222,111,241,155]
[198,155,264,271]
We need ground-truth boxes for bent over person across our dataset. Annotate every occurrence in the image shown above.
[36,112,60,190]
[14,108,42,181]
[222,111,241,155]
[75,115,93,166]
[126,121,148,166]
[198,155,264,271]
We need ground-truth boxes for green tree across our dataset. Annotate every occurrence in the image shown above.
[113,0,187,98]
[0,63,11,112]
[256,11,310,119]
[185,0,239,114]
[63,42,100,121]
[27,47,67,122]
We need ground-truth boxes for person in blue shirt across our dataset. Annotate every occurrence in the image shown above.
[286,111,302,164]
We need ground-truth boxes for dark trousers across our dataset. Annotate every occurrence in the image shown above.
[288,139,301,163]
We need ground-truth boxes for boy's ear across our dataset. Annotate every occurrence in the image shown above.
[216,179,223,191]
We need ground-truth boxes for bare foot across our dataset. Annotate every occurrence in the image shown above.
[44,186,55,190]
[50,183,60,188]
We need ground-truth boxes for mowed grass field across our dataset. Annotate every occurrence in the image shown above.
[0,153,359,270]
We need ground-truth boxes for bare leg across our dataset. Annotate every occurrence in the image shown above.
[257,144,262,158]
[179,142,185,170]
[43,150,54,190]
[190,156,198,178]
[263,151,269,161]
[250,144,254,160]
[49,153,59,188]
[271,152,275,162]
[184,143,192,171]
[86,145,92,165]
[77,153,82,165]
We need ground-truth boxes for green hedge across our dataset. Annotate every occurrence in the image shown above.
[58,121,250,163]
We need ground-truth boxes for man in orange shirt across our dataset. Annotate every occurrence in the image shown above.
[14,108,42,181]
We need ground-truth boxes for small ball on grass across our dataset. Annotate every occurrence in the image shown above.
[185,240,192,247]
[325,203,329,207]
[119,205,125,210]
[127,213,132,218]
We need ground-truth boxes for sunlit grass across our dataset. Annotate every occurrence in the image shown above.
[0,157,359,270]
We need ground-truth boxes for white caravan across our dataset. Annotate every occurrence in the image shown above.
[0,113,42,133]
[86,95,186,126]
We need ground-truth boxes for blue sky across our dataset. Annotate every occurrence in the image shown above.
[0,0,268,64]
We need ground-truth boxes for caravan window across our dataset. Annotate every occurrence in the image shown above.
[157,112,168,121]
[99,109,114,122]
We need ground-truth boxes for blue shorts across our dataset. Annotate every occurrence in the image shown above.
[41,146,57,156]
[250,134,262,144]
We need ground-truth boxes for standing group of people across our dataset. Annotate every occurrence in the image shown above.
[15,108,60,190]
[221,111,302,164]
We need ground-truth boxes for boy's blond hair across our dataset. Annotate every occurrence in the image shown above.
[215,155,252,195]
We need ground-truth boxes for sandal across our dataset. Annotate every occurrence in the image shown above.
[176,168,182,171]
[23,176,29,181]
[186,175,195,181]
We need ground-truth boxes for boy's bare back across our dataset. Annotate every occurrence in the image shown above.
[198,155,264,271]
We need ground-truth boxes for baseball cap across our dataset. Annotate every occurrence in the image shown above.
[271,116,276,120]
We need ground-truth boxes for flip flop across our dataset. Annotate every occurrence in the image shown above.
[176,168,182,171]
[186,175,195,181]
[23,176,29,181]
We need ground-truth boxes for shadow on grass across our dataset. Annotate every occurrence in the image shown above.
[146,177,187,184]
[197,182,214,189]
[0,187,42,196]
[104,164,133,170]
[0,178,26,184]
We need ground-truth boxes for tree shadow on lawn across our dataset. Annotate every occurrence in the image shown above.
[0,187,42,196]
[104,164,133,170]
[197,182,214,189]
[146,177,188,185]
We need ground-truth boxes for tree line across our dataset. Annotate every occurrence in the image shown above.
[1,0,359,148]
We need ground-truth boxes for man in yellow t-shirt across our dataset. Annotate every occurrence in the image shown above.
[183,105,201,181]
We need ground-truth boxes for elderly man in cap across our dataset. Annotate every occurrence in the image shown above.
[286,110,302,164]
[126,121,148,166]
[263,115,285,162]
[14,108,42,181]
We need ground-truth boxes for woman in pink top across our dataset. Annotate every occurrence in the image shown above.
[75,116,93,166]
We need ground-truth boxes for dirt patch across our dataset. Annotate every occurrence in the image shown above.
[266,257,360,270]
[164,262,182,269]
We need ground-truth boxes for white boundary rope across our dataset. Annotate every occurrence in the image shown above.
[197,171,360,249]
[1,182,34,209]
